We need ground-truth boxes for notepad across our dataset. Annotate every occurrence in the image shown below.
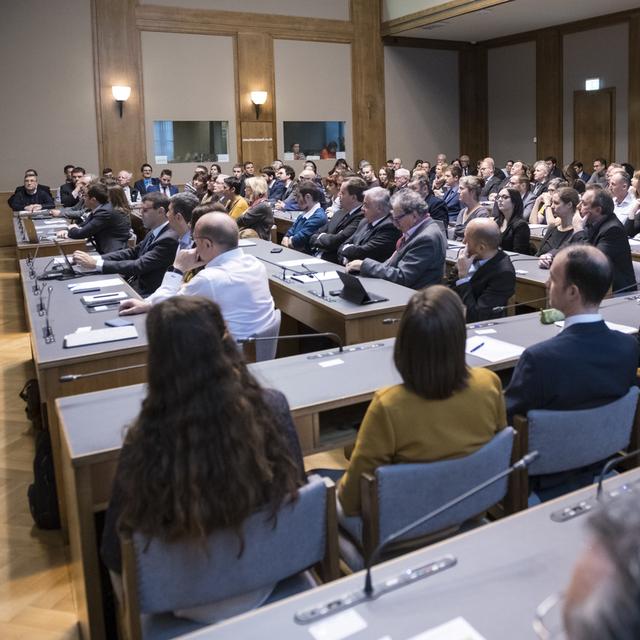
[290,271,340,283]
[68,278,123,292]
[63,325,138,348]
[407,617,487,640]
[465,336,525,363]
[279,257,325,267]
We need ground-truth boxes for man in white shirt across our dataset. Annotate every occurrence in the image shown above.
[119,213,275,339]
[608,170,638,224]
[116,170,139,206]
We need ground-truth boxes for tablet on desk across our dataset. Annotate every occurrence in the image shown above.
[335,271,388,305]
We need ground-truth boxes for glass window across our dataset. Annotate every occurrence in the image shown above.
[283,121,346,160]
[152,120,229,163]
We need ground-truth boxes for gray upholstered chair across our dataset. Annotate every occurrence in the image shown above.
[513,386,640,506]
[241,309,281,363]
[338,427,516,571]
[119,474,338,640]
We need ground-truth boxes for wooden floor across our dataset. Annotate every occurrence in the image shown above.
[0,247,79,639]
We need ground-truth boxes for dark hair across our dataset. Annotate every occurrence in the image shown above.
[140,163,152,172]
[303,160,317,172]
[160,169,172,178]
[190,202,227,230]
[282,165,295,180]
[24,168,38,177]
[170,192,199,223]
[342,177,367,202]
[510,175,530,190]
[87,182,109,204]
[64,164,74,173]
[107,185,131,213]
[116,296,301,543]
[331,158,350,173]
[594,157,607,167]
[622,163,635,178]
[394,286,469,400]
[210,163,221,174]
[446,165,463,180]
[223,177,242,195]
[545,156,557,165]
[297,182,322,202]
[142,191,170,211]
[561,245,612,306]
[493,188,523,224]
[556,187,580,210]
[102,167,113,175]
[586,185,615,217]
[243,161,254,169]
[72,166,86,175]
[194,165,208,174]
[260,166,275,180]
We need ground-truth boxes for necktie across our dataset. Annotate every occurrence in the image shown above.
[395,235,407,252]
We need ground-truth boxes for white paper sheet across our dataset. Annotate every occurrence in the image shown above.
[308,610,367,640]
[465,335,525,363]
[407,616,487,640]
[278,257,325,267]
[238,239,256,247]
[290,271,340,283]
[68,278,123,292]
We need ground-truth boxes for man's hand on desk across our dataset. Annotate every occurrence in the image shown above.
[25,204,43,212]
[119,299,151,316]
[346,259,363,274]
[538,253,553,269]
[50,209,62,217]
[73,251,97,269]
[281,236,291,248]
[274,200,285,211]
[56,229,69,239]
[173,248,205,272]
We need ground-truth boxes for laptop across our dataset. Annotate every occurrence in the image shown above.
[335,271,388,305]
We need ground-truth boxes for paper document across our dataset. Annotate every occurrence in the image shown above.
[465,336,525,363]
[290,271,340,283]
[238,239,256,247]
[554,320,637,335]
[308,610,367,640]
[68,278,123,292]
[529,223,547,230]
[278,257,325,267]
[41,220,67,226]
[407,616,487,640]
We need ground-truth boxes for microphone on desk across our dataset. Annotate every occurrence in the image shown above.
[301,263,328,300]
[255,255,313,281]
[42,286,55,343]
[492,295,549,313]
[237,332,344,355]
[294,451,540,624]
[26,243,42,279]
[596,447,640,499]
[59,362,147,383]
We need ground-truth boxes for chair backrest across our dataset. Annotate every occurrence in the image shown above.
[254,309,281,362]
[270,224,277,243]
[373,427,515,543]
[121,475,335,616]
[526,387,639,476]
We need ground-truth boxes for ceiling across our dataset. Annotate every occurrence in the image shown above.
[396,0,640,42]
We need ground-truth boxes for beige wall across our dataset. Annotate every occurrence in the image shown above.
[140,32,237,183]
[274,40,352,172]
[383,0,442,22]
[488,41,536,165]
[384,46,459,167]
[563,23,629,164]
[0,0,99,192]
[140,0,349,20]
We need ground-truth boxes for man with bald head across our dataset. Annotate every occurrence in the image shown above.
[452,218,515,322]
[119,212,275,339]
[479,157,503,200]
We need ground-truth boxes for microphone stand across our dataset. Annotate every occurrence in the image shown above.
[301,263,329,300]
[42,286,54,343]
[255,255,313,281]
[596,447,640,499]
[59,363,147,382]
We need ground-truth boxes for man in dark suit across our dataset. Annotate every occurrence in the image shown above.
[133,163,160,195]
[479,157,504,200]
[346,189,446,289]
[408,175,449,228]
[309,177,365,263]
[60,182,131,254]
[570,185,636,293]
[59,166,86,207]
[337,187,401,264]
[72,192,178,296]
[531,160,551,198]
[148,169,178,198]
[452,218,516,322]
[441,165,462,221]
[505,244,639,420]
[8,174,55,211]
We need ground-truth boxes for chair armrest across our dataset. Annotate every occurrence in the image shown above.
[360,472,379,563]
[316,478,340,582]
[120,531,143,640]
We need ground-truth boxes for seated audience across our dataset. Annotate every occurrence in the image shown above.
[394,168,410,191]
[361,163,379,189]
[454,176,491,240]
[508,174,536,220]
[587,158,608,187]
[493,188,531,253]
[545,156,564,180]
[346,189,446,290]
[338,285,506,515]
[309,177,365,263]
[148,169,178,198]
[8,173,55,211]
[134,163,159,195]
[261,166,285,203]
[59,166,86,208]
[59,183,130,254]
[223,177,249,220]
[441,165,462,221]
[120,212,276,340]
[607,170,639,226]
[531,160,551,197]
[236,176,274,240]
[184,165,209,195]
[408,175,449,228]
[51,174,94,220]
[337,187,401,264]
[273,165,296,208]
[529,177,568,225]
[378,167,395,193]
[281,183,327,252]
[116,170,139,206]
[72,192,178,297]
[570,186,636,293]
[200,174,218,205]
[452,218,516,322]
[478,157,503,200]
[209,163,221,179]
[505,244,638,419]
[101,295,304,622]
[536,187,581,264]
[572,160,591,183]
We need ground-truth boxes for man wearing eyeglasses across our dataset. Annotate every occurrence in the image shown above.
[508,175,536,220]
[346,189,446,289]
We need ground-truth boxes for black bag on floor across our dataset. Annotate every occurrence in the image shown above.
[27,430,60,530]
[19,378,46,432]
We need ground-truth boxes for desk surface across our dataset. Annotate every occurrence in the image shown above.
[57,294,640,467]
[13,215,87,254]
[179,469,640,640]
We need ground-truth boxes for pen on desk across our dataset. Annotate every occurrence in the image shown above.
[469,342,484,353]
[72,288,100,294]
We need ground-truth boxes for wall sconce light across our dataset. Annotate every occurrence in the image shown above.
[250,91,268,119]
[112,85,131,118]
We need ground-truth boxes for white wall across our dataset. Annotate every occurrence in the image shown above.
[140,0,349,20]
[140,32,237,183]
[563,23,629,163]
[384,46,459,167]
[383,0,443,22]
[274,40,352,173]
[488,41,536,165]
[0,0,99,191]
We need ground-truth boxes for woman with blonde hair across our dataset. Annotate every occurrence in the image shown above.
[236,176,274,240]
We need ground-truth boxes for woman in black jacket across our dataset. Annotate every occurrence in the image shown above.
[493,188,530,254]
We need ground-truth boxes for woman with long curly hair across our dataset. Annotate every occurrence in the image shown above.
[101,296,304,620]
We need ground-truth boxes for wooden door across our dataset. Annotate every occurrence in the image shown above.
[573,88,615,165]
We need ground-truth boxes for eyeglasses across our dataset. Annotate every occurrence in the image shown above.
[496,194,511,200]
[391,212,412,223]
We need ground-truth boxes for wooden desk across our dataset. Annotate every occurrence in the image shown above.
[20,258,148,532]
[243,239,414,345]
[13,215,87,259]
[183,469,640,640]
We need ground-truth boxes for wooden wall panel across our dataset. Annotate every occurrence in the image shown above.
[351,0,386,168]
[535,29,563,163]
[0,195,15,248]
[93,0,146,173]
[630,14,640,168]
[241,122,275,170]
[459,46,488,163]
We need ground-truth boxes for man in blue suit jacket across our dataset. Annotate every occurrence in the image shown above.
[442,165,462,221]
[505,245,639,421]
[281,182,327,253]
[147,169,179,198]
[134,163,160,195]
